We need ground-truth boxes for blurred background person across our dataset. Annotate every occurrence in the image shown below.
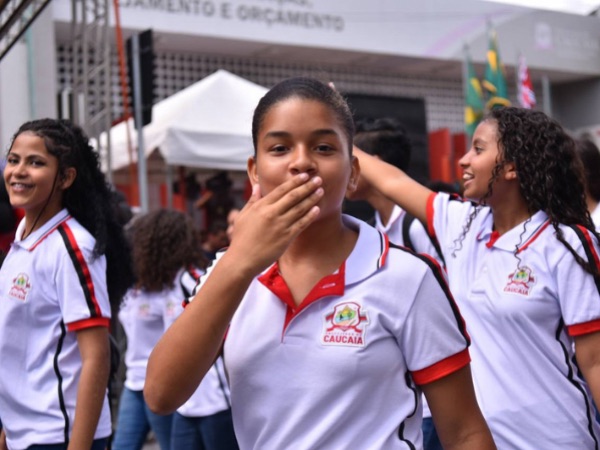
[195,172,235,231]
[575,138,600,228]
[226,208,240,243]
[347,117,447,450]
[201,220,229,261]
[113,209,208,450]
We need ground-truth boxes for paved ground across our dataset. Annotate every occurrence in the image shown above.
[143,439,159,450]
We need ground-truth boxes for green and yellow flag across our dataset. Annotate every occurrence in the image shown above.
[464,49,484,136]
[483,29,511,110]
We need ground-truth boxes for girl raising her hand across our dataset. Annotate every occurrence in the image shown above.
[350,107,600,449]
[145,77,495,450]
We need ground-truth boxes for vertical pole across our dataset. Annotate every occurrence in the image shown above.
[542,75,552,117]
[166,165,174,209]
[131,33,149,213]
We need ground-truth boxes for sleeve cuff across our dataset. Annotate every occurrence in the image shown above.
[412,348,471,385]
[67,317,111,332]
[568,318,600,337]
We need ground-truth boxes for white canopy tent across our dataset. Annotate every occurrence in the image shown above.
[100,69,268,174]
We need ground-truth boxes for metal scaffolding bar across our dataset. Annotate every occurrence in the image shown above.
[71,0,112,180]
[0,0,51,62]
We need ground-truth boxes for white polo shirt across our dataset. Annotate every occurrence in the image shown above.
[0,209,112,450]
[118,270,188,391]
[163,269,232,418]
[427,192,600,449]
[375,204,442,263]
[202,215,470,449]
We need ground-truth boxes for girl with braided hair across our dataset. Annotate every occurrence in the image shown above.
[0,118,134,450]
[352,106,600,448]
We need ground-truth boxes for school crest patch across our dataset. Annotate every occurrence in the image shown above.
[504,266,536,296]
[322,301,369,347]
[8,273,32,302]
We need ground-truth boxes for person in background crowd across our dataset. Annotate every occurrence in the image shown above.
[0,118,134,450]
[226,208,240,243]
[353,106,600,449]
[575,138,600,228]
[201,220,229,261]
[195,172,235,230]
[112,209,206,450]
[347,117,455,450]
[144,76,496,450]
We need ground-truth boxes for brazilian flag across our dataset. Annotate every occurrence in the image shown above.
[465,52,484,137]
[483,29,511,110]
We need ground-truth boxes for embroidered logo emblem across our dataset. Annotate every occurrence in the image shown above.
[8,273,32,302]
[322,301,369,347]
[504,266,536,296]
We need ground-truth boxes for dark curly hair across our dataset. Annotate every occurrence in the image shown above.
[454,107,600,276]
[9,118,135,304]
[252,77,354,155]
[130,209,207,292]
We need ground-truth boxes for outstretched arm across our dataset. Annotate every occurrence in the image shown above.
[145,173,323,414]
[422,365,496,450]
[353,146,432,224]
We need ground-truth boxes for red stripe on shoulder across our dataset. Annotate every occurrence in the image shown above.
[411,348,471,385]
[67,317,111,331]
[60,223,102,317]
[426,192,437,238]
[568,319,600,337]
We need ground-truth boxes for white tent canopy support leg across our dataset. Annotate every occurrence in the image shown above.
[165,164,174,209]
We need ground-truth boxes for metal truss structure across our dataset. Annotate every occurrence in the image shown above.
[0,0,51,62]
[1,0,112,163]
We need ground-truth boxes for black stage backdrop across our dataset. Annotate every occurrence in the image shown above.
[343,93,429,223]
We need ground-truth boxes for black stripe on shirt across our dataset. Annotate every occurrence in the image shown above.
[53,320,70,445]
[396,371,417,449]
[555,318,599,449]
[58,225,98,317]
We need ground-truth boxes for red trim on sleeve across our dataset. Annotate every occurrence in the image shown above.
[67,317,111,331]
[426,192,437,238]
[568,319,600,337]
[411,348,471,385]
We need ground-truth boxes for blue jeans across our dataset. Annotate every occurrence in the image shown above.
[422,417,443,450]
[27,438,108,449]
[112,387,173,450]
[170,409,238,450]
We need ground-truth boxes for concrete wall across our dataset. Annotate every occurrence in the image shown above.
[553,78,600,131]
